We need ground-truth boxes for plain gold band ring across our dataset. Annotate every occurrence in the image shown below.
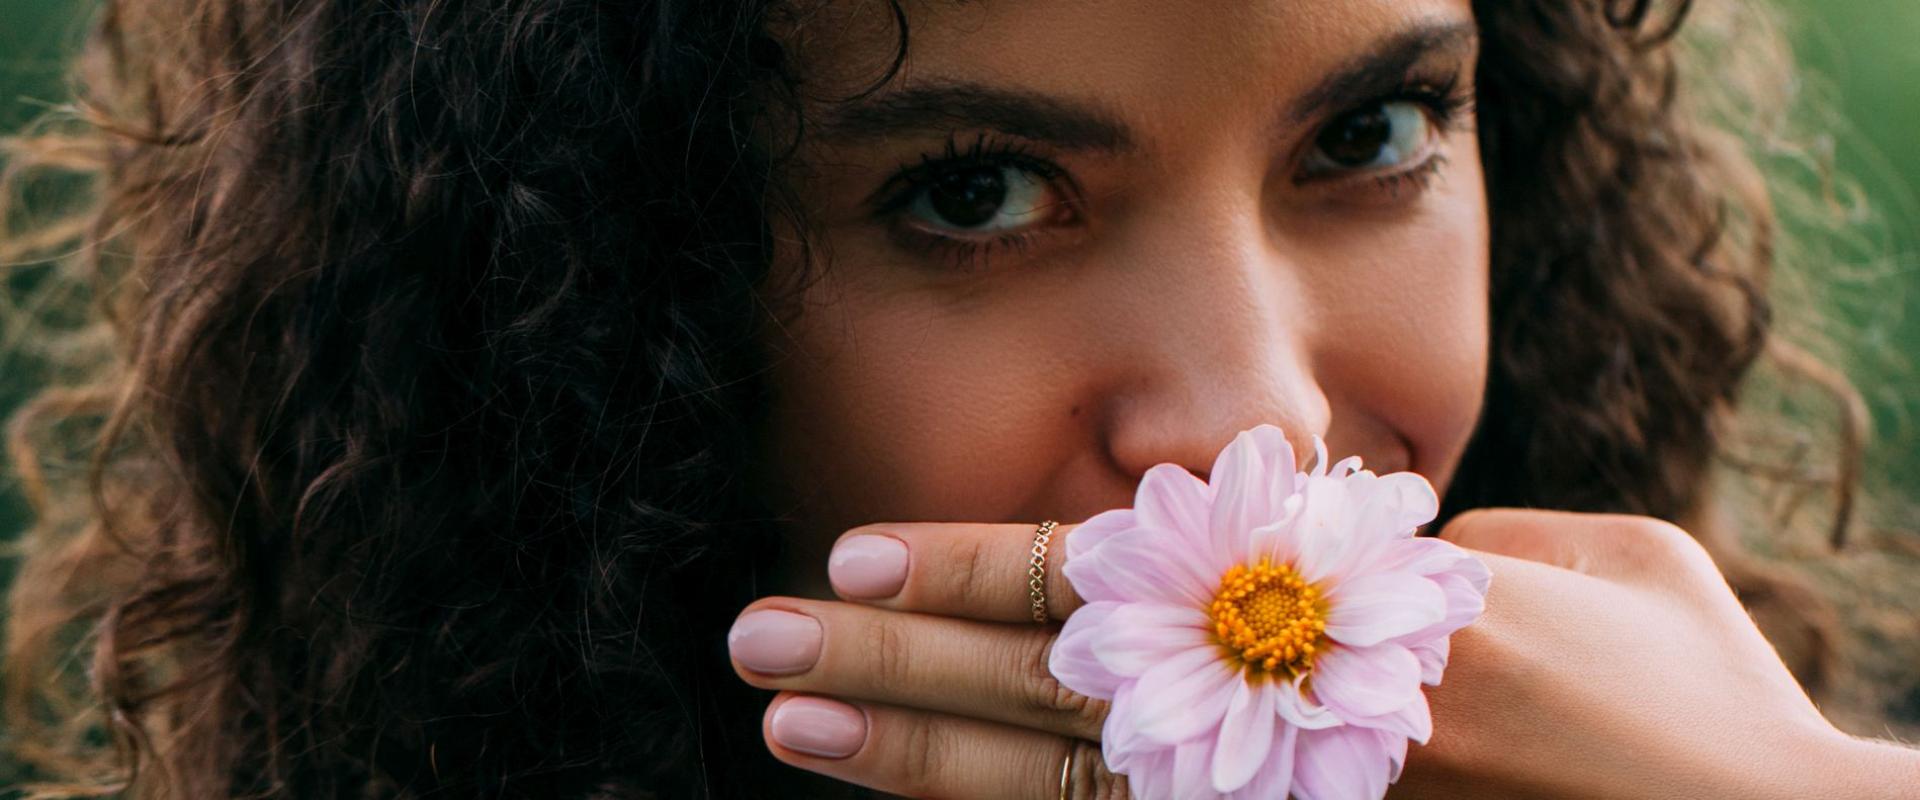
[1058,742,1076,800]
[1028,519,1059,625]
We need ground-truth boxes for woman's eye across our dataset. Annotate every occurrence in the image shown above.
[1302,100,1434,176]
[905,164,1058,233]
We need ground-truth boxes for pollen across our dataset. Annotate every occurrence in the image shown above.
[1209,559,1327,677]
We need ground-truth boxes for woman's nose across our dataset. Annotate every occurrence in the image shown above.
[1092,207,1332,484]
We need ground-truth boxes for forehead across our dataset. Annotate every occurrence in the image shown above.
[786,0,1475,136]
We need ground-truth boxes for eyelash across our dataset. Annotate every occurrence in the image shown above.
[869,134,1072,271]
[874,76,1475,271]
[1314,74,1473,193]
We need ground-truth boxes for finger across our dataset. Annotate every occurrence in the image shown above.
[760,692,1124,800]
[728,597,1108,741]
[1437,508,1723,587]
[826,521,1087,623]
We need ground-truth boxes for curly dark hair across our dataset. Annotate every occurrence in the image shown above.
[0,0,1862,796]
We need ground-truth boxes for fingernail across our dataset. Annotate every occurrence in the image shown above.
[770,696,867,758]
[728,609,822,675]
[828,534,909,599]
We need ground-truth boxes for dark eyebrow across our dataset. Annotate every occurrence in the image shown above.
[814,19,1477,152]
[1287,20,1479,124]
[816,81,1135,153]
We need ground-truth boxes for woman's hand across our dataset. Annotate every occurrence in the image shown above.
[1403,510,1919,799]
[726,512,1920,799]
[727,522,1126,798]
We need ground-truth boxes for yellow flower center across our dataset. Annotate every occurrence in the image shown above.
[1209,559,1327,676]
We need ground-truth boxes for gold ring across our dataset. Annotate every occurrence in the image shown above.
[1028,520,1059,625]
[1058,742,1076,800]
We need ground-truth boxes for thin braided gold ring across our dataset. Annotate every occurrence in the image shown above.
[1028,520,1059,625]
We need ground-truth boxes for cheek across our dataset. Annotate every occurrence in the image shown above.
[1299,154,1491,486]
[758,280,1078,536]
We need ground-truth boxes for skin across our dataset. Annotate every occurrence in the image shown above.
[735,0,1920,796]
[757,0,1488,599]
[736,514,1920,798]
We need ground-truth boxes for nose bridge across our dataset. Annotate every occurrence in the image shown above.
[1097,201,1331,481]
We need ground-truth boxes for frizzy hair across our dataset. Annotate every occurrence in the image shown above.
[0,0,1860,796]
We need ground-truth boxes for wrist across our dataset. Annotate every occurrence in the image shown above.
[1778,727,1920,800]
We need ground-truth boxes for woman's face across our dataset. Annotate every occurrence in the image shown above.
[755,0,1489,590]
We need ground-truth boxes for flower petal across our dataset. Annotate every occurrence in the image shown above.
[1048,601,1127,699]
[1274,672,1343,730]
[1111,742,1173,798]
[1445,548,1493,596]
[1210,680,1278,793]
[1348,683,1433,744]
[1101,685,1147,771]
[1136,462,1215,546]
[1066,508,1137,560]
[1060,509,1141,604]
[1228,720,1298,800]
[1293,475,1362,583]
[1350,470,1439,538]
[1070,528,1217,608]
[1290,724,1395,800]
[1356,535,1471,578]
[1129,647,1240,745]
[1386,567,1491,659]
[1090,602,1214,677]
[1247,503,1304,566]
[1430,569,1488,634]
[1381,726,1410,783]
[1308,642,1423,721]
[1208,425,1297,558]
[1323,571,1446,647]
[1172,736,1224,800]
[1407,636,1449,685]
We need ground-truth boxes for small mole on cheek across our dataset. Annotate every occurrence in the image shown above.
[1070,404,1080,417]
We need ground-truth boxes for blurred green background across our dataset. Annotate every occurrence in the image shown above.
[0,0,1915,787]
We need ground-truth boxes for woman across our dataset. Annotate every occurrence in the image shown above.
[3,0,1914,796]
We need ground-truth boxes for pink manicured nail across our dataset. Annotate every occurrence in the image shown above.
[770,696,867,758]
[727,609,821,675]
[828,534,909,599]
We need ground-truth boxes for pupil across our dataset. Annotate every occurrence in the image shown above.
[1317,104,1392,167]
[928,167,1007,228]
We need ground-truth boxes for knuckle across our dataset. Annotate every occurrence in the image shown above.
[865,613,914,692]
[1608,515,1723,580]
[1020,633,1107,736]
[1046,679,1107,731]
[1436,507,1491,537]
[922,534,993,611]
[899,712,947,793]
[1616,515,1704,558]
[955,535,997,609]
[1074,740,1128,800]
[1433,509,1527,560]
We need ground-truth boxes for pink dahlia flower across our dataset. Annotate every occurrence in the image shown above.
[1049,424,1490,800]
